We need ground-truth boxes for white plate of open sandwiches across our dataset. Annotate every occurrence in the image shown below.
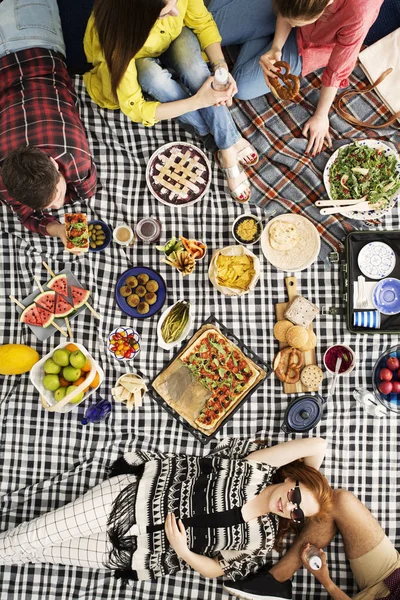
[261,214,320,271]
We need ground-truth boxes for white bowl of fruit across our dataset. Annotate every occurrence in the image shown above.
[30,342,104,413]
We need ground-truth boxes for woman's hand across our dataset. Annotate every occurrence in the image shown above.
[165,513,189,559]
[195,75,236,109]
[303,114,332,156]
[300,544,332,587]
[259,47,282,86]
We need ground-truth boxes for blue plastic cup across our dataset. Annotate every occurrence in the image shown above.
[353,310,381,328]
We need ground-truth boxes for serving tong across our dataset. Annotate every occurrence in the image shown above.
[316,197,372,215]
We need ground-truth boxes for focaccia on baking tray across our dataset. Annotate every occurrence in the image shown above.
[152,325,265,435]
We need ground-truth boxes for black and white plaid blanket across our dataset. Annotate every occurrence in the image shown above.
[0,71,399,600]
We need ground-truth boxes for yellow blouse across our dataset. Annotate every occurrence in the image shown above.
[83,0,221,127]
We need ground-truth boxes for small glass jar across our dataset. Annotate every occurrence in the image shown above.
[135,217,162,243]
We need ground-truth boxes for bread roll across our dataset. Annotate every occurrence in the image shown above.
[286,325,309,349]
[273,320,293,342]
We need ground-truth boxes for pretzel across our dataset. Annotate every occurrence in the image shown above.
[274,347,304,384]
[269,61,300,101]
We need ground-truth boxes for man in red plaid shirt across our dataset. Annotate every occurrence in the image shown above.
[0,0,97,248]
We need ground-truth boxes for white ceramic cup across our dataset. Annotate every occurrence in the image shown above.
[113,222,135,246]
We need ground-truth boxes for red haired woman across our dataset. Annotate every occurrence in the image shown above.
[0,437,333,583]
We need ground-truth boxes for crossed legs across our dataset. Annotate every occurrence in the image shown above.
[270,489,386,583]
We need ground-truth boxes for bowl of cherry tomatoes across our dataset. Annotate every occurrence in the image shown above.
[373,345,400,413]
[108,327,141,361]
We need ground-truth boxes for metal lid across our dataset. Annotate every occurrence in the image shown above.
[282,395,324,433]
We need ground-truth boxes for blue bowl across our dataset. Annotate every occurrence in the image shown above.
[372,346,400,414]
[88,220,112,252]
[372,278,400,315]
[115,266,167,319]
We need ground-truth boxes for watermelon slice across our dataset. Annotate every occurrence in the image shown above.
[70,286,90,309]
[54,293,74,317]
[47,274,69,298]
[35,291,56,313]
[20,304,54,328]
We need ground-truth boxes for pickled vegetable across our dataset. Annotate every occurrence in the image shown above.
[161,301,190,343]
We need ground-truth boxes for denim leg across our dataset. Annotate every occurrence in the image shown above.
[136,56,210,135]
[208,0,276,45]
[232,29,302,100]
[162,27,241,150]
[0,0,66,58]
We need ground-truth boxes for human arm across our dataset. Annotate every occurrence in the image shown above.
[260,15,293,82]
[245,438,328,470]
[300,545,352,600]
[303,85,335,155]
[165,514,224,578]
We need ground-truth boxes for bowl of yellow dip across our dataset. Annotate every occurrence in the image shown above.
[232,214,263,245]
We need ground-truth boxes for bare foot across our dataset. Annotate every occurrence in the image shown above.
[218,146,250,202]
[234,137,258,165]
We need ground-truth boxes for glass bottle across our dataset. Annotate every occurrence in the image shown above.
[304,545,322,570]
[81,398,112,425]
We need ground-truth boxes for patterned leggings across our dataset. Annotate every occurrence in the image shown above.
[0,475,135,568]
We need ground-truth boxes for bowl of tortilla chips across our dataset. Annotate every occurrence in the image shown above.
[208,245,260,296]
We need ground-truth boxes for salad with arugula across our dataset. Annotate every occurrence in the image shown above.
[329,143,400,207]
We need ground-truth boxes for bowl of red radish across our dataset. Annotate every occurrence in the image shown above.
[373,346,400,413]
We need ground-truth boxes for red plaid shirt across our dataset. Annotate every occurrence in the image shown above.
[0,48,97,236]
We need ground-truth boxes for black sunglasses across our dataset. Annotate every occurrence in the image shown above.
[287,480,305,524]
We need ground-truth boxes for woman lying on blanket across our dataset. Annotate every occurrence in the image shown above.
[208,0,383,156]
[83,0,258,204]
[0,437,333,582]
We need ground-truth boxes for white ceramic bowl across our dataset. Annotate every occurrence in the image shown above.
[30,342,104,413]
[157,301,193,350]
[108,327,141,361]
[323,344,356,375]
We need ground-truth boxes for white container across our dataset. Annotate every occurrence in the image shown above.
[30,342,104,413]
[157,301,193,350]
[113,222,135,246]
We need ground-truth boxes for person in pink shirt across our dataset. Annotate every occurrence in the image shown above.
[209,0,384,155]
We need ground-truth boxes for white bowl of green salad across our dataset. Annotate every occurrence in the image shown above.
[323,139,400,221]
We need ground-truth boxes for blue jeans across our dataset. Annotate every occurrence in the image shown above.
[208,0,302,100]
[0,0,65,59]
[136,27,240,150]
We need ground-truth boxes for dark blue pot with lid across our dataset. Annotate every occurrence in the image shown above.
[281,395,326,433]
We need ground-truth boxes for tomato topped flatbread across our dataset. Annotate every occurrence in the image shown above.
[180,329,259,431]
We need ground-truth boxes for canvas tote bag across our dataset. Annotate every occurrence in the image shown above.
[334,27,400,129]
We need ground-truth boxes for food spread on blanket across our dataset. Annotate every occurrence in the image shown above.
[329,142,400,207]
[65,213,89,252]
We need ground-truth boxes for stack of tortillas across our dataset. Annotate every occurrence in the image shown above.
[112,373,147,411]
[261,214,320,271]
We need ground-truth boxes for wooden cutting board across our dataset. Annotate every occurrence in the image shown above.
[275,276,318,393]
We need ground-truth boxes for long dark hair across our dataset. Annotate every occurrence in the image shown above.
[93,0,165,97]
[273,460,333,550]
[272,0,330,20]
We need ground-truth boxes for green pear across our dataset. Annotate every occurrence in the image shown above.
[66,385,84,404]
[62,365,81,382]
[54,387,67,401]
[53,349,71,367]
[44,358,61,375]
[69,350,86,369]
[43,374,60,391]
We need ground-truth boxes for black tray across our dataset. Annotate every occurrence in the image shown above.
[149,315,272,444]
[344,230,400,334]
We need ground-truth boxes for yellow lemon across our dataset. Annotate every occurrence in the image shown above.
[0,344,40,375]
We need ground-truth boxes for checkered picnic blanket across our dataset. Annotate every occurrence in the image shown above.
[0,69,399,600]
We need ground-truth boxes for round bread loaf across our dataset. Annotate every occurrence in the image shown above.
[286,325,309,349]
[298,330,317,351]
[300,365,323,388]
[273,319,293,342]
